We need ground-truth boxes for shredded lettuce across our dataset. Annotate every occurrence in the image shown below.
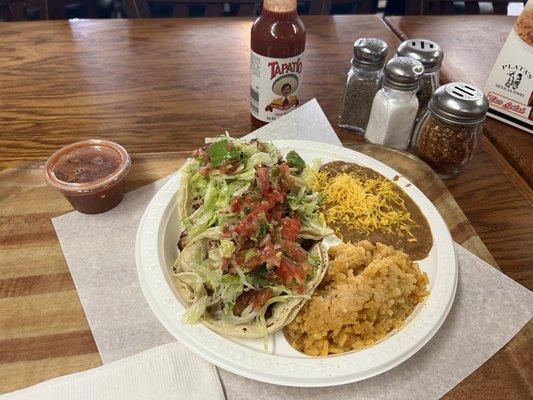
[256,294,308,350]
[184,295,208,324]
[217,274,244,315]
[299,218,334,240]
[177,136,330,334]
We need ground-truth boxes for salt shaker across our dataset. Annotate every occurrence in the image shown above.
[413,82,489,179]
[338,38,388,132]
[364,57,424,150]
[396,39,443,118]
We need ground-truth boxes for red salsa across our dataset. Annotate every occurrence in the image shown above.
[44,140,131,214]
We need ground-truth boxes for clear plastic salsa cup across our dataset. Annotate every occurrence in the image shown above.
[44,139,132,214]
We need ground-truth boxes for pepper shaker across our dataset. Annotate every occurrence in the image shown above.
[413,82,489,179]
[338,38,388,133]
[364,57,424,150]
[396,39,443,118]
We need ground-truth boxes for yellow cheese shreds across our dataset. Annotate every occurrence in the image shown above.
[312,171,416,236]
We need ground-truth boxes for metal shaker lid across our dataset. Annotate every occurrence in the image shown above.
[382,57,424,91]
[428,82,489,124]
[352,38,388,69]
[396,39,443,72]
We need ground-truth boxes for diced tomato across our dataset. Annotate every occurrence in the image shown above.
[294,279,307,294]
[263,190,284,207]
[285,176,296,191]
[300,261,311,275]
[233,202,268,236]
[278,163,290,177]
[281,217,301,241]
[233,223,247,236]
[234,250,263,271]
[269,204,285,222]
[220,161,238,175]
[282,240,307,262]
[220,258,231,271]
[234,251,244,266]
[233,222,256,237]
[256,167,271,193]
[239,201,271,222]
[245,254,263,270]
[198,165,212,176]
[230,198,241,213]
[261,242,281,268]
[276,162,296,192]
[277,256,307,293]
[238,195,255,212]
[192,147,209,160]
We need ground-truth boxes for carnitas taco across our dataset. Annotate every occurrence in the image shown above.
[172,135,332,338]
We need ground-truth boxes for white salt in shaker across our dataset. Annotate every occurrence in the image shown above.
[365,57,424,150]
[396,39,443,118]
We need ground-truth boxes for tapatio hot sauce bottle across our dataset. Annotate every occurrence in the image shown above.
[250,0,306,127]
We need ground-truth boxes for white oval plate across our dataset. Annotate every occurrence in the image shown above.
[136,140,457,387]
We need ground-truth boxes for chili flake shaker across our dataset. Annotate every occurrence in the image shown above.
[364,57,424,150]
[414,82,489,179]
[396,39,443,118]
[338,38,388,133]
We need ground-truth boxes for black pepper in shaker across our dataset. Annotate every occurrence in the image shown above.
[396,39,443,118]
[414,82,489,179]
[338,38,388,133]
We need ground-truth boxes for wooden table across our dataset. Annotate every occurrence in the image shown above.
[385,15,533,290]
[0,16,531,288]
[386,15,533,186]
[0,15,531,398]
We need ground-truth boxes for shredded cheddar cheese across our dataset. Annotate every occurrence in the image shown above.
[312,170,416,237]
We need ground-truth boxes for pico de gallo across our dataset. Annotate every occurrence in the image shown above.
[175,135,332,330]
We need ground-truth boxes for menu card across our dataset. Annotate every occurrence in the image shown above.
[484,1,533,133]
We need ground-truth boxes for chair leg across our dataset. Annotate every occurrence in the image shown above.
[204,3,221,16]
[465,1,480,14]
[39,0,49,18]
[358,0,374,13]
[405,0,423,15]
[308,0,324,14]
[492,1,508,14]
[320,0,331,14]
[442,1,454,14]
[10,0,25,19]
[124,0,151,17]
[237,3,254,16]
[85,0,98,17]
[172,3,188,17]
[47,0,65,18]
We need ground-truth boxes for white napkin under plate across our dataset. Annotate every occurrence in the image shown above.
[3,100,531,400]
[1,342,225,400]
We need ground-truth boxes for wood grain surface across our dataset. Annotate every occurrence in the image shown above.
[0,146,529,399]
[0,16,394,169]
[385,15,533,186]
[0,16,531,289]
[0,16,532,397]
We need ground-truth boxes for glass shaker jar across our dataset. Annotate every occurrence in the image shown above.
[396,39,443,118]
[338,38,388,132]
[414,82,489,179]
[364,57,424,150]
